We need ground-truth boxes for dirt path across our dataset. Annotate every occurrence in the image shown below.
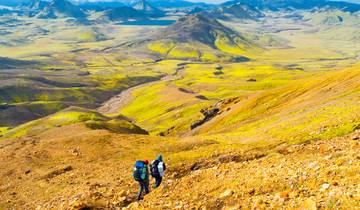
[97,66,185,115]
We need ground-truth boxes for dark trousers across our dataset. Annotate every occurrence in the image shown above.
[137,180,149,200]
[154,176,163,188]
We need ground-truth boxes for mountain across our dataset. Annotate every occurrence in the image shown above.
[77,1,125,11]
[204,2,264,20]
[101,6,148,21]
[0,6,14,15]
[156,14,255,49]
[36,0,88,21]
[146,14,257,61]
[145,0,211,9]
[327,0,360,12]
[28,0,50,11]
[222,0,360,12]
[132,0,165,17]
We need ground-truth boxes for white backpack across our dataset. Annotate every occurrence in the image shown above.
[158,161,165,177]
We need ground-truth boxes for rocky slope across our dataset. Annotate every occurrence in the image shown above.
[133,131,360,209]
[0,126,154,209]
[0,123,358,209]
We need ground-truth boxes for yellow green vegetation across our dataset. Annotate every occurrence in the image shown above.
[214,31,253,56]
[148,41,242,62]
[119,62,310,135]
[148,41,175,55]
[0,127,9,136]
[121,85,210,135]
[2,107,147,139]
[194,64,360,145]
[78,30,105,43]
[167,45,200,60]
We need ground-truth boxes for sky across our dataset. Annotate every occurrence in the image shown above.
[1,0,359,5]
[193,0,360,3]
[71,0,360,4]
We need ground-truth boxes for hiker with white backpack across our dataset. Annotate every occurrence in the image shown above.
[150,155,166,188]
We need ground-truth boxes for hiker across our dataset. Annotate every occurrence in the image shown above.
[133,160,150,200]
[150,155,166,188]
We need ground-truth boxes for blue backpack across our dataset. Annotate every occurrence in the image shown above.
[133,161,147,181]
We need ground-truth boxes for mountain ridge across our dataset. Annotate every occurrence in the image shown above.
[35,0,88,22]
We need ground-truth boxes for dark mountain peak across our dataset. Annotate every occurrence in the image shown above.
[102,6,148,21]
[206,2,264,20]
[157,14,237,46]
[132,0,165,17]
[36,0,88,21]
[29,0,49,11]
[49,0,79,11]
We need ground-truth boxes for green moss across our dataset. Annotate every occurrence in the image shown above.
[0,127,9,136]
[168,45,200,60]
[2,107,148,139]
[148,41,175,55]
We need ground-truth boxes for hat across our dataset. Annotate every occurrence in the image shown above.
[144,160,149,165]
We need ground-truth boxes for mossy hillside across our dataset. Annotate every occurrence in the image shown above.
[148,41,175,55]
[120,82,213,135]
[0,127,9,136]
[214,30,260,58]
[0,57,180,128]
[194,64,360,145]
[0,101,71,127]
[147,41,236,62]
[251,24,360,72]
[173,63,308,99]
[50,27,108,43]
[119,62,311,135]
[2,107,147,139]
[303,10,360,26]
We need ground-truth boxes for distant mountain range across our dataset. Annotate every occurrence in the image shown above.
[101,6,148,21]
[132,0,165,17]
[29,0,50,10]
[222,0,360,12]
[201,2,264,20]
[35,0,88,21]
[77,1,125,11]
[1,0,359,22]
[0,0,213,8]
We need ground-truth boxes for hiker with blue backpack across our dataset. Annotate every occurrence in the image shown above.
[150,155,166,188]
[133,160,150,200]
